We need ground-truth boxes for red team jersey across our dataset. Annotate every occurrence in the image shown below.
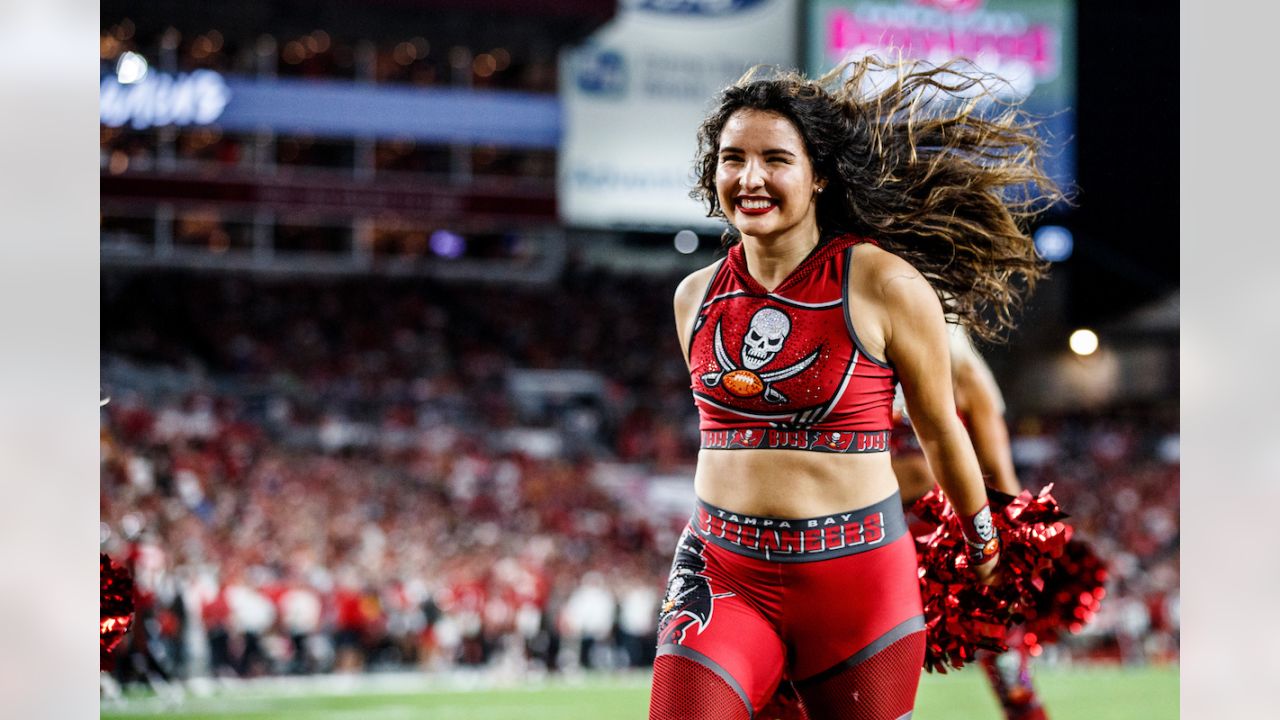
[688,235,896,453]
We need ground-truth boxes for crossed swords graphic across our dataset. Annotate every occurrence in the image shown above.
[700,319,820,404]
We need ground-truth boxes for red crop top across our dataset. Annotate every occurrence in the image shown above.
[687,235,897,453]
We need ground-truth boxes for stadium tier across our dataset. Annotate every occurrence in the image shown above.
[102,271,1178,681]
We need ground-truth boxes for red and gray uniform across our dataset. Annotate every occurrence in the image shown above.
[690,235,896,451]
[651,235,924,720]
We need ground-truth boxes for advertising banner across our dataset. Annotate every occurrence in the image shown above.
[101,71,560,148]
[558,0,800,231]
[807,0,1075,186]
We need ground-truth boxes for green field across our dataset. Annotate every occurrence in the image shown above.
[102,665,1178,720]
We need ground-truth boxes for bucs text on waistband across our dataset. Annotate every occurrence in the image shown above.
[695,506,886,555]
[700,428,890,452]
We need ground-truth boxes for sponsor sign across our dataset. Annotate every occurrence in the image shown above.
[558,0,800,230]
[101,71,560,148]
[100,70,232,130]
[807,0,1075,186]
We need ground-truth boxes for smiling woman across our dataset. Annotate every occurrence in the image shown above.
[691,58,1063,343]
[714,110,824,253]
[648,56,1063,720]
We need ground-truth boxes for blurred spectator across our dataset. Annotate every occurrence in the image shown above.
[561,572,617,670]
[278,575,323,674]
[225,568,276,677]
[617,575,659,668]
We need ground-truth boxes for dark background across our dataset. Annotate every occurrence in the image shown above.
[1072,1,1178,326]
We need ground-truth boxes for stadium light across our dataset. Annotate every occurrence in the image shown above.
[1069,328,1099,356]
[116,51,149,85]
[673,229,699,254]
[1034,225,1073,262]
[429,230,465,258]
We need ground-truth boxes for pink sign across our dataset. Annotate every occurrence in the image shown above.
[913,0,983,12]
[826,8,1058,79]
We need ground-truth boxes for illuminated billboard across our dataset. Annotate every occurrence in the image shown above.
[558,0,801,231]
[807,0,1075,187]
[100,70,560,147]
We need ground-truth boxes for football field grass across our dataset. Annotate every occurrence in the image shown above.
[102,664,1178,719]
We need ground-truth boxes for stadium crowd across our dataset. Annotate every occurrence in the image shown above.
[101,271,1179,683]
[100,15,560,184]
[101,16,560,91]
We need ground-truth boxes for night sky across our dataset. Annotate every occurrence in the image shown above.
[1069,1,1178,326]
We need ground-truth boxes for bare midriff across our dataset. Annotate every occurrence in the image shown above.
[693,448,900,518]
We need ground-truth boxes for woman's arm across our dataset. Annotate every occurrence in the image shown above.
[952,344,1021,496]
[673,262,722,370]
[876,256,1000,580]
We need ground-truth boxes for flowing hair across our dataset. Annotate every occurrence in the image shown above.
[691,55,1067,343]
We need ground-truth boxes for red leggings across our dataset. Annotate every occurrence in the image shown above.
[649,494,925,720]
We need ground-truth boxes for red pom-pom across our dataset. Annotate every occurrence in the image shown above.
[911,485,1071,673]
[1020,537,1109,648]
[101,553,135,660]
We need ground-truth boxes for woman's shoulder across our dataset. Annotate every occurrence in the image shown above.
[849,241,928,298]
[673,257,726,309]
[848,242,944,339]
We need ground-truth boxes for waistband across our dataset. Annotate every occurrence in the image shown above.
[692,493,907,563]
[700,427,891,453]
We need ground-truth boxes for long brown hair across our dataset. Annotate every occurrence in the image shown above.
[691,55,1066,343]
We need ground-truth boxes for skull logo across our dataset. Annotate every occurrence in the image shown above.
[742,308,790,370]
[972,506,995,541]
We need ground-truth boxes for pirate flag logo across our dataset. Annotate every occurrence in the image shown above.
[700,307,819,404]
[657,530,735,645]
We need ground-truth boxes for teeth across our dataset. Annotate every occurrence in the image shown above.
[739,198,773,210]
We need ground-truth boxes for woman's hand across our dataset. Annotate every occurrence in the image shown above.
[972,553,1002,586]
